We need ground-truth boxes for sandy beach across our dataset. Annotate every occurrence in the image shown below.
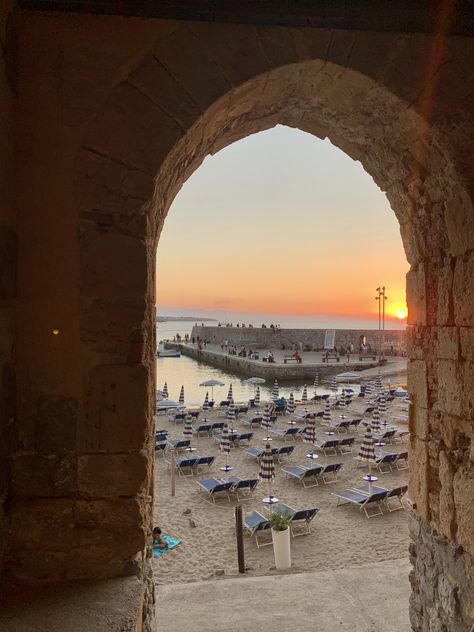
[153,388,410,586]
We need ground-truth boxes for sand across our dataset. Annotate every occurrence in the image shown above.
[153,393,410,585]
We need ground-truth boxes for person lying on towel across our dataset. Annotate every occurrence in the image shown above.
[152,526,168,549]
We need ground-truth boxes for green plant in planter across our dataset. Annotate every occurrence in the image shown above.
[268,511,293,531]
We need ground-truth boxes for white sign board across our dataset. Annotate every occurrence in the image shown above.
[324,329,336,350]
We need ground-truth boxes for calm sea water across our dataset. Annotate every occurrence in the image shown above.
[156,321,343,405]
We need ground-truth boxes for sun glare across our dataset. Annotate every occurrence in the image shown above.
[396,309,408,320]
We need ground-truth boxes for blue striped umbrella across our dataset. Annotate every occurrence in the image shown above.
[227,383,233,402]
[219,422,232,472]
[358,423,377,493]
[286,392,295,415]
[162,382,169,399]
[178,385,185,405]
[227,398,236,433]
[254,386,261,407]
[183,414,193,448]
[301,385,308,403]
[314,373,320,388]
[303,416,317,444]
[203,391,209,411]
[330,375,338,393]
[371,404,381,434]
[322,399,332,425]
[259,443,276,501]
[376,369,383,393]
[261,403,273,441]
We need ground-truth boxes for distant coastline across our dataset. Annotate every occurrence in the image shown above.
[157,316,217,322]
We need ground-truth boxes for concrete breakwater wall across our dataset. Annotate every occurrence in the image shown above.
[190,326,406,352]
[171,344,378,380]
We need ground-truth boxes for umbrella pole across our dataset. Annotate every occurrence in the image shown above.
[368,462,372,495]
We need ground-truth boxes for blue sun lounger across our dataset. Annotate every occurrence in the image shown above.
[193,423,212,436]
[243,510,272,547]
[244,446,278,460]
[320,462,343,483]
[165,456,199,477]
[241,416,262,428]
[196,478,234,503]
[331,488,389,518]
[270,427,301,441]
[225,477,259,500]
[273,502,320,537]
[281,464,324,488]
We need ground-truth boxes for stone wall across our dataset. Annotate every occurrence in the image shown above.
[0,0,17,580]
[190,325,406,353]
[3,8,474,632]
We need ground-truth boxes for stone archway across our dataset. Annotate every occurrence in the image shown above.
[9,17,474,631]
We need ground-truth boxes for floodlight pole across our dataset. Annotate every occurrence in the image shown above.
[375,286,388,361]
[382,286,388,361]
[375,287,382,360]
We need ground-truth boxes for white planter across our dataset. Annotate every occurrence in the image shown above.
[271,527,291,570]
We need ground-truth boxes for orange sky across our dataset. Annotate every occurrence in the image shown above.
[156,127,409,325]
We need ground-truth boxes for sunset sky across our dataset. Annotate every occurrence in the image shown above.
[156,126,409,328]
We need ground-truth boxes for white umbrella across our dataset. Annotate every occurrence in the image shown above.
[156,399,183,411]
[199,379,224,401]
[335,372,361,382]
[243,377,266,385]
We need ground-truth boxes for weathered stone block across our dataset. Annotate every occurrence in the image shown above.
[444,191,474,257]
[78,452,149,498]
[453,463,474,557]
[80,224,148,303]
[437,359,463,418]
[437,262,454,326]
[438,451,456,540]
[407,265,426,325]
[407,359,428,409]
[80,364,151,453]
[437,327,459,361]
[10,454,76,497]
[460,327,474,361]
[453,256,474,327]
[34,394,78,453]
[409,437,429,521]
[84,82,182,174]
[410,404,428,440]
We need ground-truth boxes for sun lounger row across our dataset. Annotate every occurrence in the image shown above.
[244,445,295,463]
[164,455,216,477]
[244,503,320,546]
[312,437,356,455]
[196,477,259,503]
[374,451,409,472]
[282,462,343,487]
[213,432,253,447]
[331,484,408,518]
[168,411,201,423]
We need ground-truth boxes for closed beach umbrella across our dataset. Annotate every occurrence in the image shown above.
[227,383,233,402]
[163,382,169,399]
[220,422,232,472]
[301,385,308,403]
[322,399,332,425]
[303,416,317,444]
[330,375,338,393]
[261,403,273,441]
[286,392,295,415]
[178,385,185,405]
[271,379,279,400]
[376,369,383,393]
[203,391,209,411]
[183,414,193,448]
[254,386,261,407]
[358,423,377,493]
[365,381,374,400]
[259,443,276,502]
[314,373,320,388]
[227,398,236,433]
[378,393,387,424]
[371,404,381,434]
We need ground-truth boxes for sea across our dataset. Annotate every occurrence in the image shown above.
[156,319,368,405]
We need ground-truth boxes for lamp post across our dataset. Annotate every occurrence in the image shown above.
[375,286,388,361]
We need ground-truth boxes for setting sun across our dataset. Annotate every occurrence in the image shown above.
[396,308,408,320]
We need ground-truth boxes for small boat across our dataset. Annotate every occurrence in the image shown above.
[157,348,181,358]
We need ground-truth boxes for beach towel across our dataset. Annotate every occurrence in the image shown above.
[153,535,181,558]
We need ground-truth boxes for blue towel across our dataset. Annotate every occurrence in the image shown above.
[153,535,181,558]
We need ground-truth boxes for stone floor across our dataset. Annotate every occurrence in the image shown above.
[156,557,411,632]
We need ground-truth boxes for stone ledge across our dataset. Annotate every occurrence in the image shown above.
[0,575,150,632]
